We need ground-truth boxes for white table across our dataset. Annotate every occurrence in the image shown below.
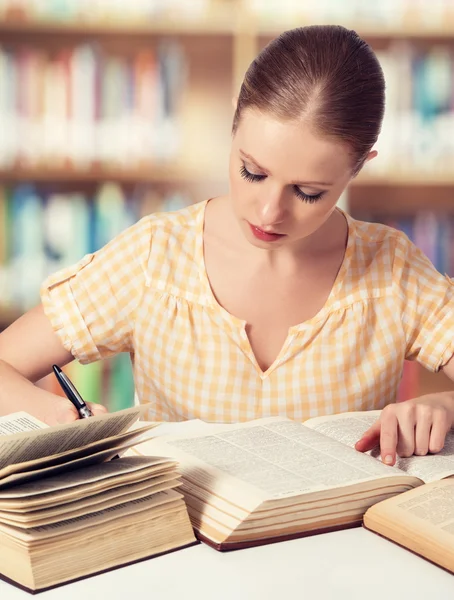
[1,527,453,600]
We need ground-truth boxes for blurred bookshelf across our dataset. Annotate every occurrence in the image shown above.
[0,165,225,185]
[0,16,238,37]
[1,0,454,404]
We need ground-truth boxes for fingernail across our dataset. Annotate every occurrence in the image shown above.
[384,455,393,465]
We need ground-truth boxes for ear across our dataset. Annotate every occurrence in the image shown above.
[365,149,378,163]
[352,149,378,179]
[232,96,238,111]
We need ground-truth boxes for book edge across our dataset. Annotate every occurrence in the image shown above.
[0,540,200,594]
[196,520,362,551]
[362,523,453,575]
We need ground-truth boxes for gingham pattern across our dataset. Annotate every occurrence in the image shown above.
[41,200,454,422]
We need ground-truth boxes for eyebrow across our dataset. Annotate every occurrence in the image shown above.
[239,150,334,187]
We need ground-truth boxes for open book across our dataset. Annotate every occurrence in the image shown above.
[0,409,197,593]
[133,410,454,570]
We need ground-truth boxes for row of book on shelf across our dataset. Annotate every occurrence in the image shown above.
[0,41,186,170]
[0,182,191,311]
[1,185,450,314]
[248,0,454,27]
[1,39,454,174]
[370,42,454,175]
[1,402,454,593]
[0,183,191,411]
[0,0,212,21]
[5,0,450,28]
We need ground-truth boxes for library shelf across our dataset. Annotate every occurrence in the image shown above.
[0,166,226,185]
[0,167,451,188]
[353,171,454,187]
[256,21,454,40]
[0,15,238,37]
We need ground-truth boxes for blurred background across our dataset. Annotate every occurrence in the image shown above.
[0,0,453,411]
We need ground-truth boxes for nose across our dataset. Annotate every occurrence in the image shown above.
[257,188,286,227]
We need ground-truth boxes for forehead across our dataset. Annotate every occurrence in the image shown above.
[233,109,353,181]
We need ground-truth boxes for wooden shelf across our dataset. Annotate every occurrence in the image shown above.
[0,15,238,37]
[0,165,226,185]
[3,17,454,40]
[256,20,454,40]
[1,167,451,187]
[352,171,454,187]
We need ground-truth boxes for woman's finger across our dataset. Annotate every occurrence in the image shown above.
[355,420,381,452]
[414,406,432,456]
[379,409,398,465]
[87,402,108,416]
[395,404,416,458]
[429,408,450,454]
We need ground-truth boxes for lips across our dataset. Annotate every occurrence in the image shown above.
[248,223,286,242]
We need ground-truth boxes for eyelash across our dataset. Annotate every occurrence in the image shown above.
[239,165,324,204]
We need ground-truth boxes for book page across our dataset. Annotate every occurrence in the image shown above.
[305,410,454,483]
[304,410,381,447]
[0,435,158,489]
[0,476,181,528]
[141,417,415,502]
[0,420,156,481]
[0,489,184,541]
[395,437,454,483]
[0,456,175,500]
[0,412,47,435]
[0,406,143,469]
[393,480,454,531]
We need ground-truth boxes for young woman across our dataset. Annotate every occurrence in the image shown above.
[1,25,454,467]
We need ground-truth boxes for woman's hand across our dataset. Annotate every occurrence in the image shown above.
[42,396,107,426]
[355,393,454,466]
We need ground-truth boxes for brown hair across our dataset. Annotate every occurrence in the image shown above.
[232,25,385,174]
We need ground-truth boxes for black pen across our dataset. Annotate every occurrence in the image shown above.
[52,364,93,419]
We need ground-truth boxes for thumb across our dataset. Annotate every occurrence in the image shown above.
[355,420,381,453]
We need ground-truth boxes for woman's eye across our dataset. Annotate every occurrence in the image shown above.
[240,163,324,204]
[294,187,324,203]
[239,165,266,182]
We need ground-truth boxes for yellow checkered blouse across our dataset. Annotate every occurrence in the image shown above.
[41,200,454,422]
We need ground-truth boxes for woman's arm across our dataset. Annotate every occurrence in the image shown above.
[0,304,72,381]
[0,304,104,424]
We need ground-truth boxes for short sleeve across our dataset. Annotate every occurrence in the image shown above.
[40,216,152,364]
[394,233,454,372]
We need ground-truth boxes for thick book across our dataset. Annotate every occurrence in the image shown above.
[0,409,197,593]
[132,410,454,564]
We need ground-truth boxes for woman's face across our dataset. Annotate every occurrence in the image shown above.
[229,109,361,249]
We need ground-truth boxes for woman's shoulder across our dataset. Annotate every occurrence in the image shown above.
[346,212,416,262]
[347,213,407,244]
[117,199,206,255]
[143,199,206,234]
[342,212,435,297]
